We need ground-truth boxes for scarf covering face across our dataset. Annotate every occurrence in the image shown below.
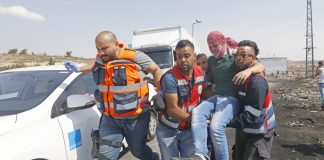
[207,31,227,58]
[225,37,238,48]
[225,37,238,54]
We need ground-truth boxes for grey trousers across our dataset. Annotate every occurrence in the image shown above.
[233,130,274,160]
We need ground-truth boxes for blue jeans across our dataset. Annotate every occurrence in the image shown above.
[191,95,239,160]
[156,123,194,160]
[99,111,156,160]
[320,83,324,107]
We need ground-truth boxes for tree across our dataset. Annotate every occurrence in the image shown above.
[19,49,27,55]
[66,51,72,57]
[8,49,18,54]
[48,57,55,65]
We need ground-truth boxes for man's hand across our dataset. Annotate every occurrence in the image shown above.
[201,85,214,99]
[146,63,162,91]
[64,61,80,72]
[233,62,265,85]
[232,69,252,85]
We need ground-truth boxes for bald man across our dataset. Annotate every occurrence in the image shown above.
[65,31,161,160]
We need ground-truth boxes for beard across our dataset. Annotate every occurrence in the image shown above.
[101,55,110,63]
[236,62,253,70]
[101,52,116,63]
[179,64,192,73]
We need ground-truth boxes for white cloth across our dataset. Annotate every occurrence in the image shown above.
[319,67,324,83]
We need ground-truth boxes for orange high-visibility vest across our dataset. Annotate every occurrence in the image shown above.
[93,48,149,118]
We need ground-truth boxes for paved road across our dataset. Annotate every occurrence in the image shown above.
[120,128,236,160]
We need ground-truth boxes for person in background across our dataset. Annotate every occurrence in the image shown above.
[315,61,324,110]
[156,40,205,160]
[232,40,276,160]
[196,53,208,72]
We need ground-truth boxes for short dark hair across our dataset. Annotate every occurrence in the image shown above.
[196,53,207,60]
[319,61,323,66]
[238,40,259,56]
[176,39,195,50]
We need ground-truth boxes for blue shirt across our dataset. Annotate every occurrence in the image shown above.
[161,72,177,94]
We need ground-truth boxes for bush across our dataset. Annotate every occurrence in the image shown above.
[8,49,18,54]
[0,63,27,71]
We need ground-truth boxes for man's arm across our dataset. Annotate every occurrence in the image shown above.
[145,63,162,90]
[80,60,96,72]
[233,62,265,85]
[315,67,321,77]
[235,76,268,129]
[64,60,95,73]
[161,73,191,122]
[165,93,191,122]
[134,51,162,90]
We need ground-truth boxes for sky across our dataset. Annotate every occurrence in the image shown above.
[0,0,323,61]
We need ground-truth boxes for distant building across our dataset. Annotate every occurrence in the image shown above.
[259,57,288,74]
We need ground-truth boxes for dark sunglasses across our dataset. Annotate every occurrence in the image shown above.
[233,53,255,59]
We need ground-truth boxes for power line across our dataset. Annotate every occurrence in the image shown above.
[264,0,294,54]
[274,1,304,51]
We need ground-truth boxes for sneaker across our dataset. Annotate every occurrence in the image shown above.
[171,154,207,160]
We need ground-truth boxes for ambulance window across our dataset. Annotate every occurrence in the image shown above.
[51,72,97,118]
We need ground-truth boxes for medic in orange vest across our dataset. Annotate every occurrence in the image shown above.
[64,31,162,160]
[92,43,152,118]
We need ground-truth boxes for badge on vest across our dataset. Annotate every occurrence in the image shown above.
[198,85,202,94]
[238,91,246,96]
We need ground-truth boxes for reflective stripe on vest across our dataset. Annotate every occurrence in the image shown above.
[109,94,149,110]
[243,125,266,134]
[195,76,205,84]
[98,85,108,92]
[160,114,179,129]
[109,80,147,92]
[244,105,261,117]
[159,105,195,129]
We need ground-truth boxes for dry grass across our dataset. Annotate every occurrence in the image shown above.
[0,53,93,71]
[0,53,317,75]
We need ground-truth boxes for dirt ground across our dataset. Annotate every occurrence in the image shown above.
[267,75,324,160]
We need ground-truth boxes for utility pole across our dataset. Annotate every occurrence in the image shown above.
[305,0,314,78]
[192,20,202,37]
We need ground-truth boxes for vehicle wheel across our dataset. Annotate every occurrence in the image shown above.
[147,110,157,142]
